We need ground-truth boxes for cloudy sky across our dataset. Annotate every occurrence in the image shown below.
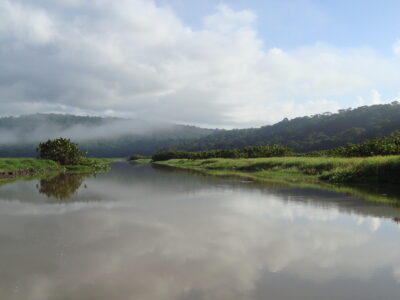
[1,0,400,128]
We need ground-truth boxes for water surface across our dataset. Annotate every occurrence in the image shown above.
[1,162,400,300]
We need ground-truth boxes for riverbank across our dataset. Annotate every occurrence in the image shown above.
[0,158,112,180]
[154,156,400,184]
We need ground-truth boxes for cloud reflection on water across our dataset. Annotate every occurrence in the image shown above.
[0,163,399,300]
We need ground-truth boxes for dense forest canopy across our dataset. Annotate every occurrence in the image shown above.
[1,102,400,157]
[152,130,400,161]
[167,102,400,153]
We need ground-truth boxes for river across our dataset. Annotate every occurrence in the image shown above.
[0,161,400,300]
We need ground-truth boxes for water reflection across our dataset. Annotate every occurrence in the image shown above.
[154,164,400,205]
[0,162,399,300]
[37,173,89,200]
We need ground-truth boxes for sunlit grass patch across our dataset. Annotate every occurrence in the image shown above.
[0,157,113,178]
[156,156,400,184]
[0,158,60,173]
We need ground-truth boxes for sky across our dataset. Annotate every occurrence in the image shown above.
[1,0,400,128]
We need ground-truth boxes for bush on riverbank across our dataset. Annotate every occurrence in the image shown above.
[308,131,400,157]
[152,131,400,161]
[128,154,146,161]
[151,145,293,161]
[37,138,85,165]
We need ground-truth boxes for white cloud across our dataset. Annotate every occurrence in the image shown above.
[355,89,385,106]
[393,39,400,56]
[1,0,400,127]
[204,4,256,33]
[0,0,56,44]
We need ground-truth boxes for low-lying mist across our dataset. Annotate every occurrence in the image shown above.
[0,114,206,145]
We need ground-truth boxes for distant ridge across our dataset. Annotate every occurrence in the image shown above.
[1,102,400,157]
[167,102,400,153]
[0,114,215,157]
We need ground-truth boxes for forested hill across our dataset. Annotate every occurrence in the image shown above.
[0,114,216,157]
[169,102,400,153]
[2,103,400,157]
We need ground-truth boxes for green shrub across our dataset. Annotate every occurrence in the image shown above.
[151,145,293,161]
[37,138,85,165]
[128,154,146,161]
[319,131,400,157]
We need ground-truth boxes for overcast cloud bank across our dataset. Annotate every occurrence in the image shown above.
[1,0,400,127]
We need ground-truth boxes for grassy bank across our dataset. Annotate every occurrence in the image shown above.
[0,158,61,174]
[64,158,113,173]
[154,156,400,204]
[0,158,112,179]
[154,156,400,184]
[152,163,400,205]
[128,158,152,165]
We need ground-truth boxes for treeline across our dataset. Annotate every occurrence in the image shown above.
[3,103,400,158]
[152,131,400,161]
[316,131,400,157]
[152,145,293,161]
[166,102,400,153]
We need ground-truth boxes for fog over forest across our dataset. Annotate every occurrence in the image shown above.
[1,103,400,157]
[0,114,213,145]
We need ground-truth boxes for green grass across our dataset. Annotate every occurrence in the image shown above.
[154,163,400,205]
[154,156,400,204]
[64,158,113,173]
[155,156,400,184]
[128,158,152,165]
[0,157,113,177]
[0,158,60,173]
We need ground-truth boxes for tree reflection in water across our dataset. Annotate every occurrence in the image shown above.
[38,173,89,200]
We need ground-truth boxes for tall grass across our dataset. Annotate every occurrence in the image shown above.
[0,158,60,173]
[0,158,112,175]
[156,156,400,184]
